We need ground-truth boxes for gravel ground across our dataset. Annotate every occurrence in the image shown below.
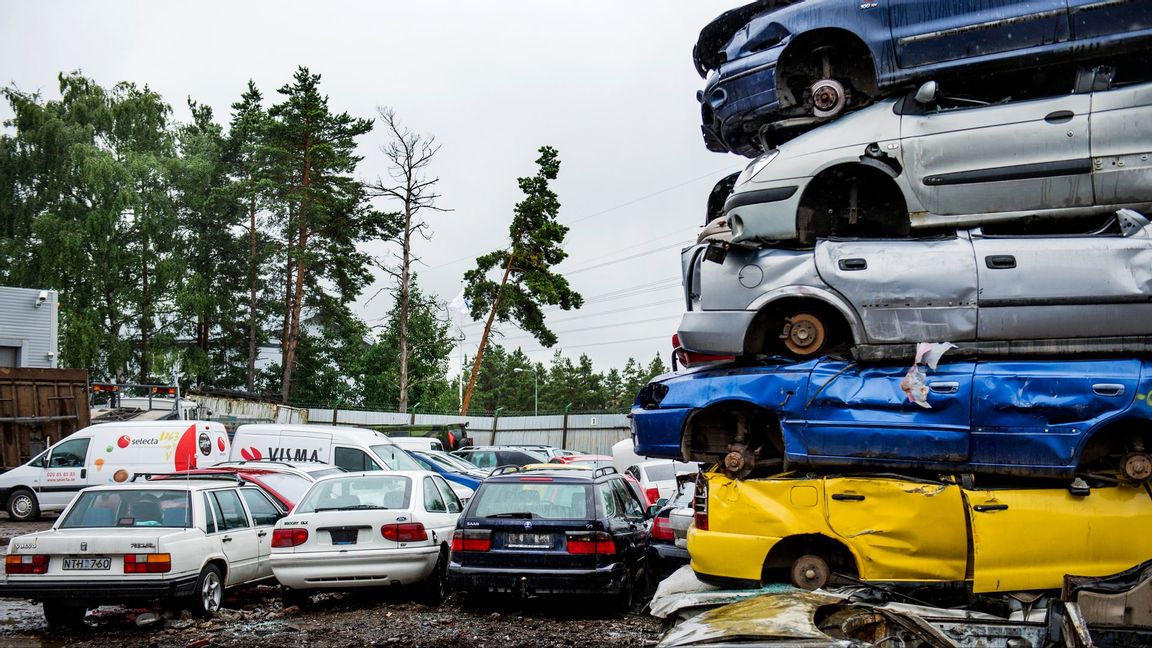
[0,516,664,648]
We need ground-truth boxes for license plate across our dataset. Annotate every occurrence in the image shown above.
[63,557,111,570]
[505,532,552,549]
[328,529,358,545]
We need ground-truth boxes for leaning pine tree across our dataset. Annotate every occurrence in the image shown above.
[459,146,582,415]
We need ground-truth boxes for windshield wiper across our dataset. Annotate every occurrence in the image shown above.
[485,512,535,519]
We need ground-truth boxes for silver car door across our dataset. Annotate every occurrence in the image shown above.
[813,234,977,344]
[1089,80,1152,206]
[900,92,1093,219]
[971,223,1152,340]
[239,487,282,579]
[887,0,1068,70]
[423,476,460,546]
[209,489,261,585]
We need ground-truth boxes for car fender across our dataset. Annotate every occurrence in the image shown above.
[745,284,865,345]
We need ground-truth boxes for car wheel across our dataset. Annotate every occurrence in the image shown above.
[190,564,224,618]
[615,570,636,614]
[280,586,311,609]
[7,488,40,521]
[419,549,449,606]
[41,601,86,629]
[1121,451,1152,482]
[781,313,827,357]
[791,554,831,590]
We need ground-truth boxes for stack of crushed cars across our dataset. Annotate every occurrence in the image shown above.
[634,2,1152,645]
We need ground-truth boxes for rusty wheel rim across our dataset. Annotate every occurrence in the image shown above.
[783,313,827,356]
[791,554,831,590]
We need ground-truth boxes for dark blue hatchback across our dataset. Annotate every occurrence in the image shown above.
[632,357,1152,482]
[696,0,1152,155]
[448,466,651,609]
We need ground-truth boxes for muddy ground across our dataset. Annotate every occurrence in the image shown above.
[0,516,663,648]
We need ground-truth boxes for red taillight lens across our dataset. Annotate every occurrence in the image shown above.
[644,487,660,505]
[124,553,171,573]
[566,531,616,555]
[694,476,708,531]
[271,528,309,547]
[452,529,492,552]
[673,334,734,369]
[5,554,48,574]
[381,523,427,542]
[651,515,675,541]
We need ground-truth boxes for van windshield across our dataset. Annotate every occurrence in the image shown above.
[370,445,423,470]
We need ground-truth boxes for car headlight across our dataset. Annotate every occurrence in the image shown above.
[736,150,780,185]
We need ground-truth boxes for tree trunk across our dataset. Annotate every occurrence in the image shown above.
[138,222,151,384]
[460,248,515,415]
[246,199,257,392]
[281,135,311,402]
[397,198,412,413]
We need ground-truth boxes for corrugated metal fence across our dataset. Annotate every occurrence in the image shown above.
[308,409,631,455]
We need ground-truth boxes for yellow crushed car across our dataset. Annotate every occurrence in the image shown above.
[688,471,1152,593]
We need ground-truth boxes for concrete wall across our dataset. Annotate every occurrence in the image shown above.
[0,287,58,369]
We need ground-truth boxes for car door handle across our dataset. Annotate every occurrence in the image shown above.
[838,258,867,271]
[222,536,232,543]
[80,469,86,479]
[973,504,1009,512]
[1092,383,1125,396]
[831,493,865,501]
[985,255,1016,269]
[1045,110,1075,124]
[257,531,268,537]
[928,381,959,394]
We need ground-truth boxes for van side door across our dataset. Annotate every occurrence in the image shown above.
[39,436,92,510]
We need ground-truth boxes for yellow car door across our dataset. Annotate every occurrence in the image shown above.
[824,476,967,583]
[965,483,1152,593]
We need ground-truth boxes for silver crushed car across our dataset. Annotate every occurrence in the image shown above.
[679,209,1152,360]
[720,72,1152,246]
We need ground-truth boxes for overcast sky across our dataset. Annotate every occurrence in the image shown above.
[0,0,745,375]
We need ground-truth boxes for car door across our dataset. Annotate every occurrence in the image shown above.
[900,92,1093,218]
[609,478,648,571]
[239,487,282,579]
[1067,0,1152,41]
[970,359,1141,469]
[813,234,978,344]
[1089,80,1152,206]
[964,484,1152,593]
[804,359,976,465]
[38,436,92,510]
[887,0,1069,70]
[422,476,460,547]
[970,223,1152,340]
[206,488,261,585]
[824,476,967,582]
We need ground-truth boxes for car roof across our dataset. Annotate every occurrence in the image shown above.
[83,479,239,492]
[309,469,438,483]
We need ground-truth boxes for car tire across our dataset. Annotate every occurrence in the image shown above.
[281,586,311,609]
[7,488,40,521]
[190,564,224,618]
[790,554,831,590]
[615,570,635,614]
[419,549,449,606]
[42,601,87,629]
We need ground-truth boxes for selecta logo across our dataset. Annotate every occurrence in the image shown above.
[117,435,130,449]
[217,437,226,452]
[116,435,159,448]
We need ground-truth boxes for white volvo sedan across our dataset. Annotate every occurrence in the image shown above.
[0,478,284,628]
[270,471,461,607]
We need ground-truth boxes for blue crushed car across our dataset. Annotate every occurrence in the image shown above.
[695,0,1152,155]
[631,357,1152,481]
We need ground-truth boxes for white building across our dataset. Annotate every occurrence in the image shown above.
[0,286,59,368]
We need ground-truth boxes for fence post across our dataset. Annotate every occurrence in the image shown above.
[561,403,573,449]
[492,407,503,445]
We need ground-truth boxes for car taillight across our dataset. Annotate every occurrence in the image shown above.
[452,529,492,552]
[645,487,660,505]
[382,523,427,542]
[5,555,48,574]
[694,474,708,531]
[672,334,735,370]
[124,553,171,573]
[566,531,616,555]
[271,528,309,547]
[651,515,675,541]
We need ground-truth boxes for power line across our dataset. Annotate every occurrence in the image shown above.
[561,241,692,276]
[497,313,681,342]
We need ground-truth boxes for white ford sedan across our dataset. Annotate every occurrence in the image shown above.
[270,471,461,606]
[0,478,284,628]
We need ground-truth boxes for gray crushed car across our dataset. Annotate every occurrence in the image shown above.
[679,209,1152,360]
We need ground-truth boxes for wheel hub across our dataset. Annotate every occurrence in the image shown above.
[810,79,847,118]
[1122,452,1152,481]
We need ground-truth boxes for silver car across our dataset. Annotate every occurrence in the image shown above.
[679,209,1152,360]
[722,71,1152,246]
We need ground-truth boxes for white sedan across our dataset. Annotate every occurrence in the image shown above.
[270,470,461,606]
[0,479,284,628]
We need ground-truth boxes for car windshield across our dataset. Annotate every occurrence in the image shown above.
[643,463,676,482]
[471,482,589,520]
[250,473,311,504]
[60,490,192,528]
[296,475,412,513]
[420,451,477,474]
[370,444,423,471]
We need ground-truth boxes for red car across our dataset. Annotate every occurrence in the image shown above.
[150,462,341,511]
[549,454,613,465]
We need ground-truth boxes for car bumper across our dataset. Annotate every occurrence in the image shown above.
[678,310,756,356]
[651,543,691,579]
[448,563,629,596]
[725,182,806,243]
[701,57,782,156]
[630,406,690,461]
[689,527,778,585]
[271,545,440,589]
[0,575,199,604]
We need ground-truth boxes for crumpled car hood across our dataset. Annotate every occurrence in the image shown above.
[694,0,801,77]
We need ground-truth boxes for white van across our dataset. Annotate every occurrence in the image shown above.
[0,420,230,521]
[230,424,425,473]
[389,437,444,452]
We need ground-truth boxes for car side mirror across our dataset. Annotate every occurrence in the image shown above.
[655,498,668,507]
[914,81,938,105]
[645,504,661,519]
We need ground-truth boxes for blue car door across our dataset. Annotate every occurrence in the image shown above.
[803,359,976,464]
[970,359,1141,470]
[887,0,1069,70]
